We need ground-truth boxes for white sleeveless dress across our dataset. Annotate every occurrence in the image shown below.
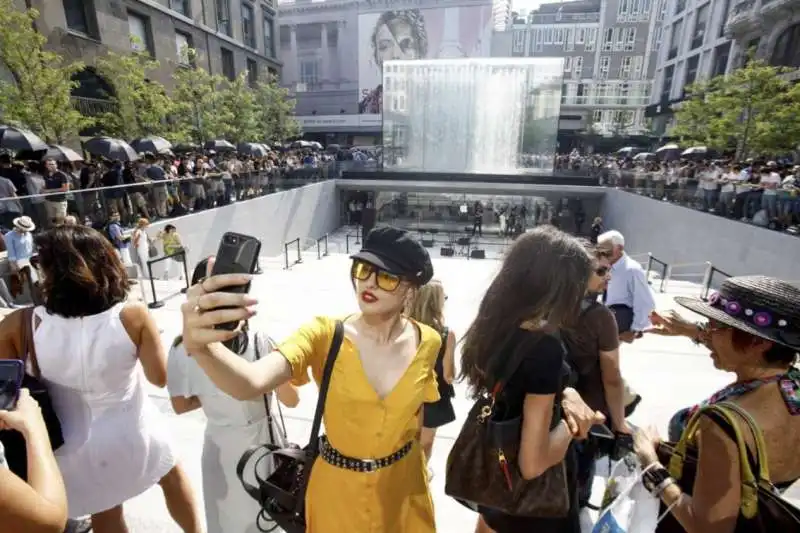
[32,303,175,517]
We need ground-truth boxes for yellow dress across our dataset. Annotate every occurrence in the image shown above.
[278,316,442,533]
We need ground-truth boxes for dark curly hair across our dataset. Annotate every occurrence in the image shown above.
[35,225,129,318]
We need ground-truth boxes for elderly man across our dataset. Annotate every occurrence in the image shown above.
[597,230,656,343]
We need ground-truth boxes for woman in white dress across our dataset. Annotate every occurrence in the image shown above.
[26,225,203,533]
[132,217,152,279]
[168,258,299,533]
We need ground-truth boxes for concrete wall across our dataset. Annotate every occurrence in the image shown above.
[147,180,340,272]
[600,189,800,281]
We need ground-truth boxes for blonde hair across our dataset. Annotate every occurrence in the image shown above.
[406,280,445,333]
[136,218,150,228]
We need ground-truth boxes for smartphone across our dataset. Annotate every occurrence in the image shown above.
[0,360,25,411]
[589,423,616,440]
[210,232,262,331]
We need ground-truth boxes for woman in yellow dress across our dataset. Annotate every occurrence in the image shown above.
[179,226,441,532]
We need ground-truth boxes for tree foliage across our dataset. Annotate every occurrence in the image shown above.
[95,44,172,139]
[219,73,261,143]
[168,59,233,144]
[0,0,93,143]
[671,60,800,158]
[252,73,301,143]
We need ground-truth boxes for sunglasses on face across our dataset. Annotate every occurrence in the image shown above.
[595,266,610,277]
[351,260,402,292]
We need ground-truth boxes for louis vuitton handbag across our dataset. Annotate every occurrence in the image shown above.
[444,335,570,518]
[656,402,800,533]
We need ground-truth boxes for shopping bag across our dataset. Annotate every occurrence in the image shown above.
[592,454,659,533]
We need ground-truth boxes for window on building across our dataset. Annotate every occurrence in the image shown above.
[221,47,235,80]
[668,19,683,59]
[128,12,152,54]
[554,28,564,44]
[614,27,625,51]
[576,28,586,44]
[565,28,574,51]
[63,0,98,37]
[631,0,640,16]
[632,55,644,79]
[711,42,731,76]
[683,54,700,94]
[544,27,553,44]
[624,27,636,51]
[619,56,633,79]
[675,0,686,15]
[641,0,652,18]
[618,0,629,19]
[661,64,674,101]
[574,56,584,78]
[175,31,193,65]
[263,15,275,57]
[718,0,731,38]
[585,28,597,51]
[217,0,231,36]
[770,23,800,68]
[652,25,664,50]
[599,56,610,79]
[603,28,613,51]
[299,59,319,87]
[169,0,190,16]
[592,109,602,123]
[657,0,667,21]
[512,29,526,54]
[564,56,572,71]
[247,59,258,86]
[691,4,709,50]
[241,3,255,48]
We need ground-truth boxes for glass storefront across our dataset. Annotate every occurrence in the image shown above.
[341,189,602,258]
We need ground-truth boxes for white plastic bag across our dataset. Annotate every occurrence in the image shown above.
[591,454,660,533]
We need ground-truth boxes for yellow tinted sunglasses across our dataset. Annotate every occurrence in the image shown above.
[351,260,402,292]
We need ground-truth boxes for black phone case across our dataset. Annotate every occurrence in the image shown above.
[212,232,261,330]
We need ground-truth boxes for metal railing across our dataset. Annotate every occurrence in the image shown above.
[644,253,670,292]
[316,234,329,259]
[145,249,190,309]
[700,263,732,301]
[345,231,362,254]
[283,238,302,270]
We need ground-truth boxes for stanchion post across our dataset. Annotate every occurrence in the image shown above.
[317,239,321,260]
[295,239,302,264]
[346,234,351,254]
[661,264,672,293]
[324,234,328,256]
[180,250,189,293]
[283,242,289,270]
[700,262,713,301]
[645,253,654,284]
[355,224,361,245]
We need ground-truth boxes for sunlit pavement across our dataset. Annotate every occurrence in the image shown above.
[123,230,731,531]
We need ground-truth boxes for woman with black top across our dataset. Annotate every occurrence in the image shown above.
[460,226,605,533]
[407,279,457,471]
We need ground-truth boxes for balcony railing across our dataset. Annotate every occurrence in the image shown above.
[529,12,600,24]
[71,96,116,116]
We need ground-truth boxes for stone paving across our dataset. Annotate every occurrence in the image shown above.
[121,231,731,532]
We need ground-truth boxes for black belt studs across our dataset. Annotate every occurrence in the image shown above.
[320,437,413,473]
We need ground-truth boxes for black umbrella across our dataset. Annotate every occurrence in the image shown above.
[0,125,48,152]
[173,142,199,154]
[237,142,269,157]
[204,140,236,152]
[14,144,84,163]
[130,136,172,155]
[83,136,139,162]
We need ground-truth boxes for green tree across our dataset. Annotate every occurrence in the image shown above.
[252,74,300,142]
[671,60,800,158]
[168,53,232,144]
[219,73,260,143]
[95,44,172,139]
[0,1,93,143]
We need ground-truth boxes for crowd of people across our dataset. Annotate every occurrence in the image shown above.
[0,219,796,533]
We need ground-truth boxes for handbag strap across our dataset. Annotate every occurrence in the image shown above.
[19,307,41,378]
[306,320,344,451]
[253,332,278,446]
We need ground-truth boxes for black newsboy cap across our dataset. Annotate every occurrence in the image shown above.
[350,226,434,285]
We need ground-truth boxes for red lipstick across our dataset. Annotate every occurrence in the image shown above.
[361,291,377,303]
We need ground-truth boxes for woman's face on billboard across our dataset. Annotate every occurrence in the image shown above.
[375,19,420,64]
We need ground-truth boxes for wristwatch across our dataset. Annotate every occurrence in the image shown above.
[642,465,674,496]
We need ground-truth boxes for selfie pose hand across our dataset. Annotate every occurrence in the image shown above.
[180,257,258,356]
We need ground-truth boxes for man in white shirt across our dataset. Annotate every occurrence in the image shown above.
[597,230,656,343]
[760,161,782,220]
[718,164,743,217]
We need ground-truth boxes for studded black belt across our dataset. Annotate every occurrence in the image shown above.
[319,436,413,473]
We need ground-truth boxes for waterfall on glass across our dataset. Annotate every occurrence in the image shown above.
[384,58,563,175]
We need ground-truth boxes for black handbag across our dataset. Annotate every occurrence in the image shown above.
[0,307,64,480]
[236,320,344,533]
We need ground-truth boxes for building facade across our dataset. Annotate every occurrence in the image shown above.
[277,0,496,145]
[12,0,280,116]
[493,0,665,138]
[646,0,800,134]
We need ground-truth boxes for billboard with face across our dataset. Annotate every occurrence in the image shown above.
[357,5,494,117]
